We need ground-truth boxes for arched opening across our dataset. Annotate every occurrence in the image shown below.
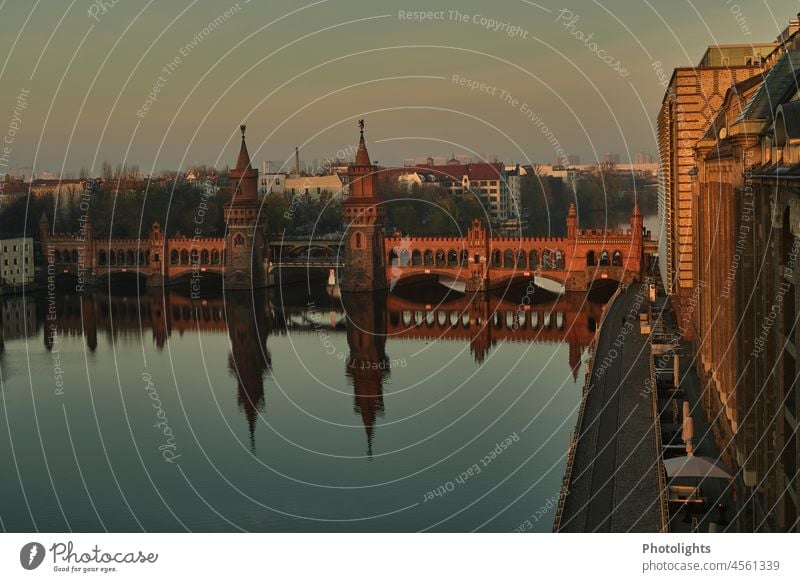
[211,250,220,264]
[435,250,446,267]
[389,249,399,266]
[71,250,79,263]
[447,249,458,267]
[170,249,179,265]
[541,250,552,270]
[412,250,422,266]
[492,249,501,267]
[473,253,481,264]
[517,250,526,268]
[555,250,565,269]
[612,250,622,266]
[190,249,200,265]
[125,250,134,265]
[180,250,189,265]
[587,250,596,266]
[400,249,410,266]
[139,250,146,265]
[110,250,117,266]
[354,232,363,249]
[98,250,107,266]
[529,250,538,269]
[200,250,209,265]
[599,250,610,266]
[423,250,433,266]
[460,249,469,266]
[503,250,514,268]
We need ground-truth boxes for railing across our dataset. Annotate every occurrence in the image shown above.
[650,350,671,533]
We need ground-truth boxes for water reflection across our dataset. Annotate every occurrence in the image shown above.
[2,284,608,455]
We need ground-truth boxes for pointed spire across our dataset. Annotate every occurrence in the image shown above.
[568,201,577,217]
[235,124,253,172]
[355,119,371,166]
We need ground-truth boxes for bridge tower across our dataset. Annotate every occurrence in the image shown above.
[224,125,267,289]
[148,221,166,287]
[340,120,387,292]
[564,202,588,292]
[466,218,489,292]
[628,201,644,279]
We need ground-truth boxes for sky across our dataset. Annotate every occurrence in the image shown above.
[1,0,799,176]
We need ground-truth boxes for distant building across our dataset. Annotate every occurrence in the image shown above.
[284,174,347,199]
[634,151,654,165]
[260,161,287,195]
[602,153,621,165]
[394,162,515,221]
[1,237,34,286]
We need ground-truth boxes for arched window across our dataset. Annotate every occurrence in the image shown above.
[389,249,399,265]
[517,250,526,268]
[599,250,610,266]
[98,250,107,266]
[180,250,189,265]
[492,249,501,267]
[447,249,458,267]
[587,250,596,266]
[412,250,422,266]
[503,250,514,268]
[71,250,79,263]
[529,250,538,268]
[400,249,410,267]
[201,250,210,265]
[612,251,622,266]
[234,234,245,248]
[126,250,135,265]
[542,250,552,270]
[354,232,363,249]
[423,250,433,266]
[54,250,63,263]
[170,249,179,265]
[110,250,117,266]
[474,253,481,264]
[190,249,199,265]
[211,250,220,264]
[461,250,469,266]
[555,250,565,269]
[139,251,146,265]
[435,250,446,267]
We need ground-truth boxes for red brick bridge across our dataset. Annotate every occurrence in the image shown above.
[38,214,229,287]
[385,203,647,293]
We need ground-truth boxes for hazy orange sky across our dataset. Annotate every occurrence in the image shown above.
[0,0,797,176]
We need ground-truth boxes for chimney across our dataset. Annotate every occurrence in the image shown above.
[294,146,301,175]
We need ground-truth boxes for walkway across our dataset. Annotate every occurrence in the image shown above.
[557,283,664,532]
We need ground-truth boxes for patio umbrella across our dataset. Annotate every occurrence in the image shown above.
[664,454,732,479]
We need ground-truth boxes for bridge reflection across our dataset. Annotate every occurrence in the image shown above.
[3,286,606,454]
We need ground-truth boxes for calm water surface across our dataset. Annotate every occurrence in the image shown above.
[0,280,608,532]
